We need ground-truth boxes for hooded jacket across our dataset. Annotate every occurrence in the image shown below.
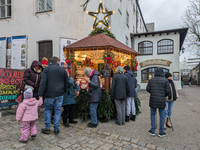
[111,72,129,100]
[38,63,70,98]
[146,68,170,109]
[16,97,43,122]
[88,70,102,103]
[23,61,42,99]
[124,70,137,97]
[63,76,80,106]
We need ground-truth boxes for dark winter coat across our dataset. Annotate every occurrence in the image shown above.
[23,61,42,99]
[38,63,70,98]
[146,68,170,109]
[88,70,102,103]
[124,70,137,97]
[63,76,80,106]
[111,73,129,100]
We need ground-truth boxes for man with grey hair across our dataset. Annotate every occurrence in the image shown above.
[111,66,129,125]
[84,67,102,128]
[39,56,69,135]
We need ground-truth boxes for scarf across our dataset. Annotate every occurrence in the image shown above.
[168,79,177,101]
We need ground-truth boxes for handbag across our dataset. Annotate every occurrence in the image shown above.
[24,74,38,91]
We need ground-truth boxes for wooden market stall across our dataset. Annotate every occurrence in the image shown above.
[64,33,139,91]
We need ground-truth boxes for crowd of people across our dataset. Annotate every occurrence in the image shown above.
[15,56,178,143]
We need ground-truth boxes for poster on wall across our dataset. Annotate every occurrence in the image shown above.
[6,37,12,69]
[11,36,27,69]
[0,37,6,68]
[60,38,77,67]
[0,68,24,111]
[173,72,179,81]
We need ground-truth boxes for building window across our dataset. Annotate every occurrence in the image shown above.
[0,0,11,19]
[138,41,153,55]
[158,39,174,54]
[37,0,52,12]
[126,36,128,46]
[133,3,135,12]
[141,67,169,82]
[126,11,129,27]
[39,41,52,63]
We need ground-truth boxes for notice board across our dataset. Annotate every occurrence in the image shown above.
[0,68,24,111]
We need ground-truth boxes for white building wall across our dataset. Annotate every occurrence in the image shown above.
[134,33,182,89]
[0,0,146,68]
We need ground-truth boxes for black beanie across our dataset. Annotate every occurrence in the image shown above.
[124,65,130,71]
[165,72,172,78]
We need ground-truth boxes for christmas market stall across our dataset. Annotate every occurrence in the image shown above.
[63,33,141,122]
[63,33,139,91]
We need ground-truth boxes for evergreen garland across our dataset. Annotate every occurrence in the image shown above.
[89,27,116,39]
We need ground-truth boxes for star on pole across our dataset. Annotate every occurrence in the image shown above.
[87,1,115,29]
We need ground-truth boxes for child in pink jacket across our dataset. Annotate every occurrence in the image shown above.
[16,88,43,143]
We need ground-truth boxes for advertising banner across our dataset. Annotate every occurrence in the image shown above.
[11,36,27,69]
[6,37,11,69]
[0,68,24,111]
[60,38,77,67]
[0,37,6,68]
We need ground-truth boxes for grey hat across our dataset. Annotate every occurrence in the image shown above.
[115,66,123,74]
[24,88,33,99]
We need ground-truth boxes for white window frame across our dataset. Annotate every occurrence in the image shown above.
[37,0,52,13]
[0,0,11,19]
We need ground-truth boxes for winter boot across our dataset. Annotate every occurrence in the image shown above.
[166,117,172,128]
[130,115,136,121]
[125,116,130,122]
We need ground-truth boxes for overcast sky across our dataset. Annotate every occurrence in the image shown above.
[139,0,190,31]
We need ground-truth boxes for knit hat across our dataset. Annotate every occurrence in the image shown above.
[41,57,48,65]
[115,66,123,74]
[165,72,172,78]
[124,65,130,71]
[24,88,33,99]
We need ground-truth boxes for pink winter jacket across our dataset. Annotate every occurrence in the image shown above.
[16,98,43,122]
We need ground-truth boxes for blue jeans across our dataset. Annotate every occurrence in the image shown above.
[90,103,98,124]
[165,101,174,119]
[150,107,165,133]
[44,96,63,131]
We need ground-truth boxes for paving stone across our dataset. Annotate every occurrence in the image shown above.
[67,139,79,144]
[119,136,131,142]
[123,145,133,149]
[79,126,86,130]
[103,132,111,136]
[138,141,147,147]
[103,137,114,143]
[111,146,123,150]
[97,130,104,134]
[111,134,120,139]
[131,144,138,149]
[71,143,81,149]
[138,147,150,150]
[12,143,26,149]
[114,141,123,147]
[95,140,104,146]
[98,143,114,150]
[53,146,63,150]
[131,139,138,144]
[75,147,84,150]
[89,143,100,149]
[91,129,98,133]
[146,143,156,149]
[0,129,4,133]
[58,142,71,149]
[156,147,165,150]
[122,141,130,145]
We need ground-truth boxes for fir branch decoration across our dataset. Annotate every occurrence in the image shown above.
[89,27,116,39]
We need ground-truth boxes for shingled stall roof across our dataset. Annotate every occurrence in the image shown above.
[64,33,139,55]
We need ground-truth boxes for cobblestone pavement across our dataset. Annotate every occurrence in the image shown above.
[0,112,167,150]
[1,86,200,150]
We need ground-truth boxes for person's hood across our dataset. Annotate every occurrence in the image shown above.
[155,67,164,77]
[125,70,134,77]
[23,98,37,106]
[90,69,100,77]
[31,60,41,69]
